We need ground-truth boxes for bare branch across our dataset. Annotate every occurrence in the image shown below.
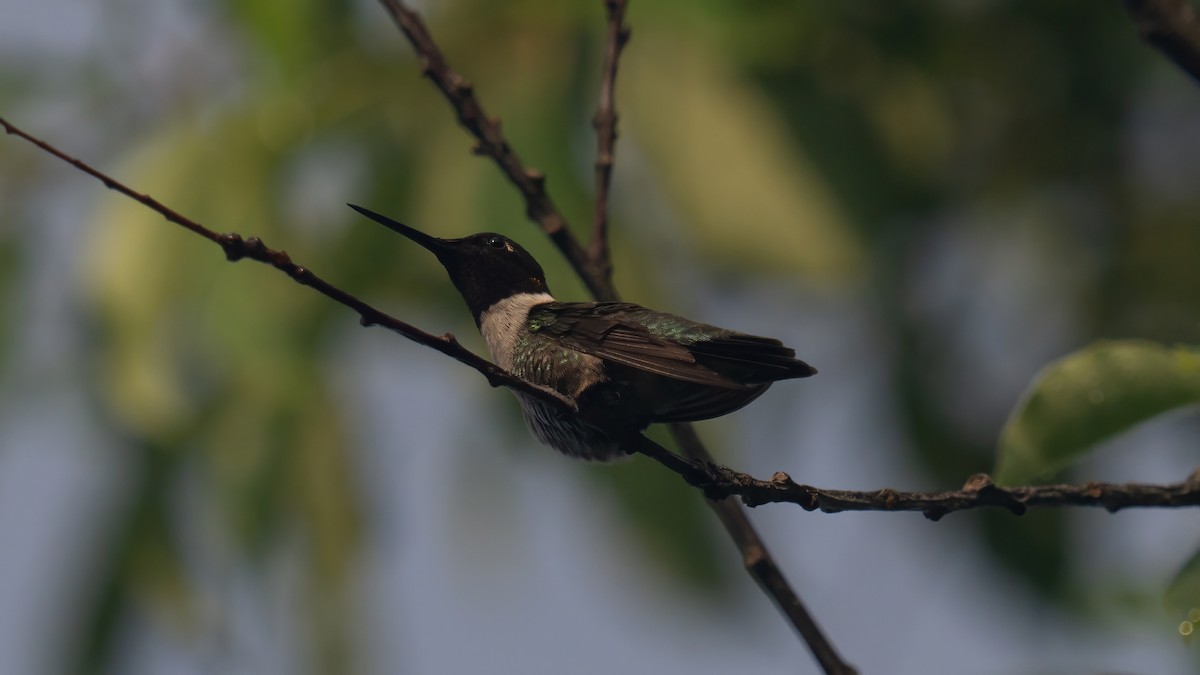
[1124,0,1200,83]
[769,471,1200,519]
[589,0,631,284]
[2,108,857,675]
[632,438,1200,519]
[11,3,1200,671]
[0,116,575,414]
[15,106,1199,671]
[374,0,612,302]
[373,3,857,672]
[636,429,857,675]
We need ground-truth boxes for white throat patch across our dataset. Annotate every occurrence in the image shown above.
[479,292,556,370]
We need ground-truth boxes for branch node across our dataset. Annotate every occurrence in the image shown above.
[218,233,246,261]
[962,473,994,492]
[1086,483,1125,513]
[525,169,546,189]
[876,488,900,509]
[770,471,797,487]
[922,508,947,522]
[798,488,820,512]
[448,73,472,94]
[740,495,764,508]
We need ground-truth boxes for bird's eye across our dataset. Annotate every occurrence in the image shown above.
[485,236,507,250]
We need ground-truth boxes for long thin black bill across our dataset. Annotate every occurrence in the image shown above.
[347,203,447,252]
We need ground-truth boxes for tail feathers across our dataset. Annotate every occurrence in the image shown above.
[689,334,816,382]
[649,382,773,423]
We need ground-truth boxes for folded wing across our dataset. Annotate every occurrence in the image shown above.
[528,302,815,421]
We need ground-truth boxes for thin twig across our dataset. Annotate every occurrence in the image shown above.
[375,0,611,302]
[626,433,1200,519]
[586,4,851,670]
[3,108,855,673]
[1124,0,1200,83]
[373,3,857,672]
[650,450,1200,519]
[10,114,1200,675]
[648,428,856,675]
[0,116,574,414]
[589,0,630,284]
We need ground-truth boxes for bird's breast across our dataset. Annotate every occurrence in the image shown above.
[479,292,557,371]
[478,292,606,397]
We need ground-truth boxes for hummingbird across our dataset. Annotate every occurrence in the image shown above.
[349,204,816,461]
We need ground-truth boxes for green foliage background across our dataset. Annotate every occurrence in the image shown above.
[1,0,1198,672]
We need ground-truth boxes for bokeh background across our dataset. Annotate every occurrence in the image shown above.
[2,0,1200,673]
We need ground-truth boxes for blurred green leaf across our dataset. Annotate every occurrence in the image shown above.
[9,0,1200,665]
[222,0,349,76]
[623,30,863,280]
[996,340,1200,485]
[80,70,371,670]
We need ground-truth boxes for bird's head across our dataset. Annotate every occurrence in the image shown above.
[349,204,550,322]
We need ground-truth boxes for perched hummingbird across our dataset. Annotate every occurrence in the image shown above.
[350,204,816,461]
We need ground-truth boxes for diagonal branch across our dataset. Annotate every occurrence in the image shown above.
[1124,0,1200,83]
[2,106,856,675]
[4,115,1194,536]
[632,429,855,675]
[0,115,575,414]
[373,2,857,673]
[375,0,612,303]
[589,0,631,284]
[10,111,1200,675]
[9,2,1200,669]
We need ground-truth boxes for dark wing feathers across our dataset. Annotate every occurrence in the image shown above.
[689,334,817,381]
[529,302,815,390]
[532,306,742,389]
